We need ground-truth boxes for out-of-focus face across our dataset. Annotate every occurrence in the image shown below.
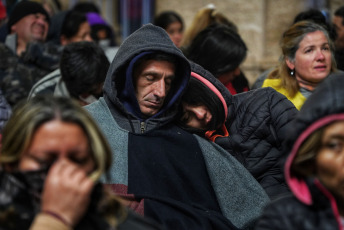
[217,67,241,85]
[19,120,94,174]
[286,30,331,87]
[166,21,183,48]
[133,60,175,118]
[11,13,49,43]
[333,16,344,49]
[316,121,344,203]
[61,21,92,45]
[180,102,212,130]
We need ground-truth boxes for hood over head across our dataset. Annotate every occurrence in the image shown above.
[284,72,344,205]
[103,23,190,121]
[188,62,231,141]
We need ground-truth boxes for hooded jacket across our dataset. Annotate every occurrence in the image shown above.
[85,24,270,230]
[255,72,344,230]
[190,63,298,200]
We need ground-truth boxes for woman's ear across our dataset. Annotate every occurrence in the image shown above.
[286,58,295,70]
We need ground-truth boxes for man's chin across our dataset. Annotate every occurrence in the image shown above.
[141,107,161,118]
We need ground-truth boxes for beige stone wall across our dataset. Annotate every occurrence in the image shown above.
[155,0,341,86]
[59,0,343,85]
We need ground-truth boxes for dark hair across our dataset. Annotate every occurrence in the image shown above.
[180,77,225,132]
[154,11,184,31]
[335,6,344,26]
[185,24,247,77]
[72,2,100,14]
[294,9,336,41]
[60,41,110,99]
[60,10,88,39]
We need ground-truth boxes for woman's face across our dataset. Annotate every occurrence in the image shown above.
[316,121,344,202]
[19,120,95,174]
[286,30,332,85]
[180,102,212,130]
[166,21,183,48]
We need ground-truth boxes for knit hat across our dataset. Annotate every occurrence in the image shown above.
[7,1,50,33]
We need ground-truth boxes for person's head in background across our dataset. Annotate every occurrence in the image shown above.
[293,8,336,42]
[0,96,112,181]
[7,1,50,55]
[72,1,100,14]
[154,11,184,48]
[60,10,93,45]
[86,12,116,47]
[181,3,238,49]
[269,20,336,96]
[60,41,109,106]
[185,24,247,88]
[333,6,344,49]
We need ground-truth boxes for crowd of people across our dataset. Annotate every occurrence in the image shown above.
[0,1,344,230]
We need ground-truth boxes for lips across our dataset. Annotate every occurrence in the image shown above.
[145,100,162,109]
[314,65,327,71]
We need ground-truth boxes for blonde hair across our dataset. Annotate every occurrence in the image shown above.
[268,20,336,97]
[0,96,111,181]
[181,5,237,49]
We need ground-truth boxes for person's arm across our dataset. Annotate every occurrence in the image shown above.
[34,158,95,228]
[30,213,72,230]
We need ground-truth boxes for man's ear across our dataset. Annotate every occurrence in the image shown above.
[285,58,295,70]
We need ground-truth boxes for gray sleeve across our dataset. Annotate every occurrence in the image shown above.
[195,135,270,229]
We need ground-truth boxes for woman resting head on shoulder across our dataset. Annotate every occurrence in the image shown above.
[256,72,344,230]
[179,62,297,199]
[0,96,160,230]
[262,20,337,110]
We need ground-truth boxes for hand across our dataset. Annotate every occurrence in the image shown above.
[40,158,95,226]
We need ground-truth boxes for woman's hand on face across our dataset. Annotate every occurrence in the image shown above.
[40,158,95,227]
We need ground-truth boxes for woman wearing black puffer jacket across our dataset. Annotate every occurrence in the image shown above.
[179,62,298,200]
[255,72,344,230]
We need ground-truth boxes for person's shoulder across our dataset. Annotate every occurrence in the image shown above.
[28,69,61,98]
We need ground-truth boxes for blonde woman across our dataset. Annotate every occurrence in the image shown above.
[0,96,160,230]
[262,20,337,110]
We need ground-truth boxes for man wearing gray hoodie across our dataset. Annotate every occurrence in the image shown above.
[85,23,269,230]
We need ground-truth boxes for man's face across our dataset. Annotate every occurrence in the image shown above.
[333,16,344,49]
[11,13,49,43]
[133,60,176,118]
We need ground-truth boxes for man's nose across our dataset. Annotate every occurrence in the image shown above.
[153,79,166,98]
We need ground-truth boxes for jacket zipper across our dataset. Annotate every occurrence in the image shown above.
[140,121,145,133]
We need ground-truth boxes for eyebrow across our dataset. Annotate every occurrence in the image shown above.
[142,71,175,79]
[323,134,344,142]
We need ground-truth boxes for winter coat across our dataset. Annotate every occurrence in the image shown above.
[190,63,298,200]
[262,78,306,110]
[85,24,270,230]
[255,72,344,230]
[0,36,61,106]
[27,68,70,99]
